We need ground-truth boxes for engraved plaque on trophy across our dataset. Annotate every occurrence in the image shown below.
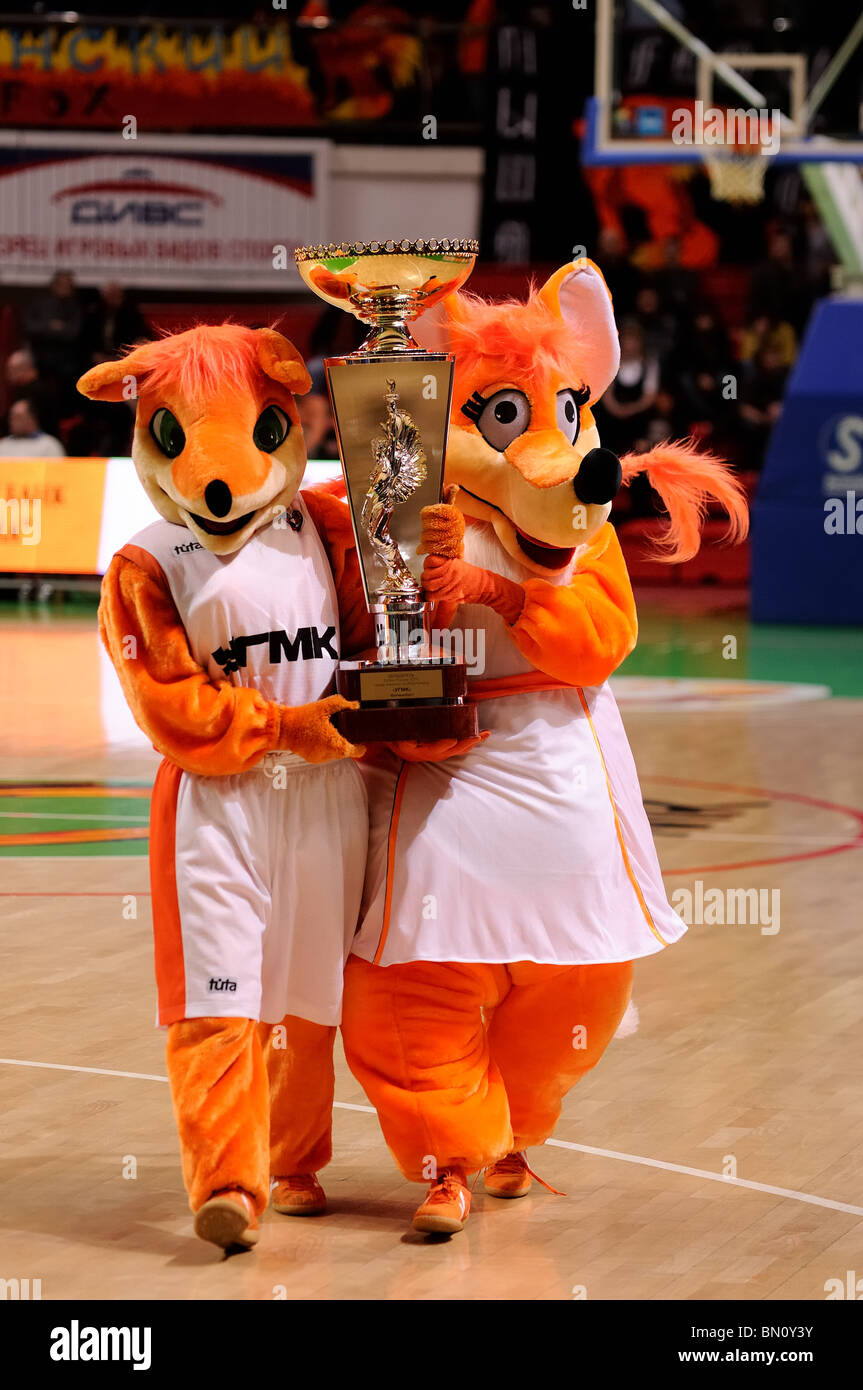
[295,237,481,743]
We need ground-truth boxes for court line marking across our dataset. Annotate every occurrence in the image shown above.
[545,1138,863,1217]
[0,812,150,823]
[2,1056,862,1219]
[0,891,152,897]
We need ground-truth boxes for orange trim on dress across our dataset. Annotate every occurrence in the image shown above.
[469,671,575,701]
[374,763,409,966]
[149,758,188,1022]
[575,687,668,947]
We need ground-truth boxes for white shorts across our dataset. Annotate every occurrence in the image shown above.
[150,753,368,1026]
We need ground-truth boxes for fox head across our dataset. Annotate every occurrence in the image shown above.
[439,259,623,575]
[77,325,312,556]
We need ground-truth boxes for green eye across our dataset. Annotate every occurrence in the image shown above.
[254,405,290,453]
[149,407,185,459]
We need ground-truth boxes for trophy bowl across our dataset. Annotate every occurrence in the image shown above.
[294,236,481,744]
[295,238,478,352]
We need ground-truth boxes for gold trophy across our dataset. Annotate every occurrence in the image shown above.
[295,238,480,742]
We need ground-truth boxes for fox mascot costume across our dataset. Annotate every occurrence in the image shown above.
[79,325,372,1252]
[340,259,748,1234]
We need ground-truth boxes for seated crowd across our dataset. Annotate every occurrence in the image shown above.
[0,216,832,483]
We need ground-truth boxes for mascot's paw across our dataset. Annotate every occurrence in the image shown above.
[388,731,490,763]
[278,694,365,764]
[412,1168,470,1236]
[483,1151,532,1199]
[271,1173,327,1216]
[417,484,464,560]
[614,999,640,1038]
[421,555,474,605]
[193,1188,259,1251]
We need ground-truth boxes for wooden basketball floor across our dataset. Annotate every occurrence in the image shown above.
[1,602,862,1301]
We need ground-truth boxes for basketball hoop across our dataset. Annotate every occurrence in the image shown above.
[704,142,768,205]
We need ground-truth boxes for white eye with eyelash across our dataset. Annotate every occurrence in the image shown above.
[556,389,583,446]
[472,390,531,451]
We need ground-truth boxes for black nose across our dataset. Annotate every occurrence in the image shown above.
[204,479,232,517]
[573,448,622,505]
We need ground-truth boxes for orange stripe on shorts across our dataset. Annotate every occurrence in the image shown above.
[149,759,187,1023]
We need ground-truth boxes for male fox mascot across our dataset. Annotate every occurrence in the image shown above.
[341,259,748,1234]
[80,325,371,1251]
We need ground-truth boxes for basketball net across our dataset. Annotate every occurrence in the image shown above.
[704,137,769,205]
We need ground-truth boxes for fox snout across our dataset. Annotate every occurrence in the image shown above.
[203,479,233,517]
[572,448,622,506]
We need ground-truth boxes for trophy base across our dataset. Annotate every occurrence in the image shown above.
[334,659,479,744]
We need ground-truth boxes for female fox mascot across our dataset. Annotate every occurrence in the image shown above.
[79,325,372,1251]
[340,259,748,1234]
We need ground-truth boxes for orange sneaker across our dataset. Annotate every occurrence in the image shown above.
[412,1168,471,1235]
[484,1150,532,1198]
[271,1173,327,1216]
[193,1188,260,1250]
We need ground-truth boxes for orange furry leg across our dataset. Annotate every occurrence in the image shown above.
[257,1015,336,1175]
[165,1016,269,1216]
[488,961,634,1149]
[341,956,513,1181]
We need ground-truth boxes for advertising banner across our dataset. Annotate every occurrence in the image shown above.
[0,133,329,288]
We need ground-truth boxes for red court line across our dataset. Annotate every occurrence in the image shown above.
[649,775,863,876]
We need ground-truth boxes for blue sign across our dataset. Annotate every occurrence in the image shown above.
[751,297,863,625]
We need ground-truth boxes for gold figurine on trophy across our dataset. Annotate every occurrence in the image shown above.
[363,379,427,597]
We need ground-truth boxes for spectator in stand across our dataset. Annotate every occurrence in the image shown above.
[738,342,789,471]
[738,313,797,377]
[82,283,150,365]
[748,227,811,335]
[641,386,683,451]
[4,347,60,438]
[595,227,639,317]
[797,194,835,302]
[0,399,65,457]
[633,281,678,364]
[73,282,151,457]
[22,272,85,400]
[654,236,698,321]
[594,318,660,457]
[296,305,366,461]
[297,392,338,461]
[673,303,734,432]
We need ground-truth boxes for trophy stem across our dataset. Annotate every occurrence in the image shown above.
[357,316,421,354]
[371,597,429,665]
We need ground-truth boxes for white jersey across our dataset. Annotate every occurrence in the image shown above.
[122,501,369,1026]
[125,498,339,707]
[351,522,685,968]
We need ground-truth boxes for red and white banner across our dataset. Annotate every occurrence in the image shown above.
[0,133,329,289]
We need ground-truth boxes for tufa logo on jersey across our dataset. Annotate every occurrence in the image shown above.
[212,626,339,674]
[208,977,238,992]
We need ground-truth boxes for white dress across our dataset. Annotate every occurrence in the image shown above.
[351,523,685,967]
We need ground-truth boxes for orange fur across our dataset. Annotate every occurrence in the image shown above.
[447,287,591,401]
[86,323,311,402]
[342,956,633,1180]
[621,440,749,563]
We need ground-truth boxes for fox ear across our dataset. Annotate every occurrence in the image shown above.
[77,341,159,402]
[256,329,312,396]
[538,258,620,403]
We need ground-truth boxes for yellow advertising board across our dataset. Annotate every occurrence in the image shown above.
[0,458,109,573]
